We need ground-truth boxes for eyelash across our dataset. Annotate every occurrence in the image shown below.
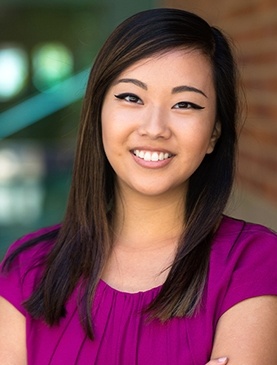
[114,93,205,110]
[114,93,143,104]
[173,102,205,110]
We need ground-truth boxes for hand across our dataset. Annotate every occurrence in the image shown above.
[206,357,228,365]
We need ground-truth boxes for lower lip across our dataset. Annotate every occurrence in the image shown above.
[131,152,174,169]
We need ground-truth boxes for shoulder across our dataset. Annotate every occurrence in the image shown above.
[212,215,277,258]
[2,224,60,266]
[208,215,277,319]
[0,224,60,315]
[211,215,277,273]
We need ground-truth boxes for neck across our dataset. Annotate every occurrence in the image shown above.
[112,187,186,249]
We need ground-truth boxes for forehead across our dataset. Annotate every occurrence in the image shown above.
[125,47,209,65]
[113,49,215,94]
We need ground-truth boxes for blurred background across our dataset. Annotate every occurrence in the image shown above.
[0,0,276,258]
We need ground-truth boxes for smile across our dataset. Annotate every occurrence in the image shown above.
[133,150,173,162]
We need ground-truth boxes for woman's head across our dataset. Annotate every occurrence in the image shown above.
[72,8,238,225]
[101,48,219,200]
[26,9,240,335]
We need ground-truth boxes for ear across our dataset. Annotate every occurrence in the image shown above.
[207,121,221,154]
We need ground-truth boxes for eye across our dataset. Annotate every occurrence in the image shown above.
[114,93,143,104]
[173,101,205,110]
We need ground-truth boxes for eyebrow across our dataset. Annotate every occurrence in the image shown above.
[114,78,207,98]
[172,85,207,98]
[115,78,148,90]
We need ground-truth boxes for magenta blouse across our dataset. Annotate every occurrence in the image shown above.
[1,216,277,365]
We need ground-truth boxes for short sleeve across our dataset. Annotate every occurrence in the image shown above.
[0,237,30,315]
[211,221,277,320]
[0,226,57,315]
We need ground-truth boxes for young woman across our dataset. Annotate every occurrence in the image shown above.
[1,8,277,365]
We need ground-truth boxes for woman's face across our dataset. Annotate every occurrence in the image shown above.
[101,49,219,199]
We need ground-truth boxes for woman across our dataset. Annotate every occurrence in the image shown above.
[1,8,277,365]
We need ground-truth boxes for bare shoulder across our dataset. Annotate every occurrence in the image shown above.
[0,296,27,365]
[211,295,277,364]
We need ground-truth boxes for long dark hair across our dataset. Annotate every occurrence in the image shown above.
[3,8,238,338]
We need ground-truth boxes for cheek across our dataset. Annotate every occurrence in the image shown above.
[192,112,217,153]
[101,102,115,151]
[181,121,215,152]
[101,104,135,152]
[101,116,124,162]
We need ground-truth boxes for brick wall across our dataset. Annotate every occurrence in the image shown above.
[162,0,277,228]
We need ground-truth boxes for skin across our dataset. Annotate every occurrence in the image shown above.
[101,50,219,202]
[211,296,277,364]
[1,49,277,364]
[0,297,26,365]
[101,49,219,292]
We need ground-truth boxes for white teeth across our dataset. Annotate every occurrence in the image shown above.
[158,152,163,160]
[134,150,172,161]
[151,152,159,161]
[138,150,144,158]
[144,151,151,161]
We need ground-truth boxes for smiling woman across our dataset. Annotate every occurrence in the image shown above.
[101,49,218,199]
[0,7,277,365]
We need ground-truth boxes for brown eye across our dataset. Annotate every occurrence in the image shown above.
[114,93,143,104]
[173,101,205,110]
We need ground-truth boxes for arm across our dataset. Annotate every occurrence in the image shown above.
[0,297,27,365]
[210,295,277,364]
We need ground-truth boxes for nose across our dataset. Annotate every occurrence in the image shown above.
[137,106,172,140]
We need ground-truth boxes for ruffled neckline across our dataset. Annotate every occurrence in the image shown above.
[98,278,162,297]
